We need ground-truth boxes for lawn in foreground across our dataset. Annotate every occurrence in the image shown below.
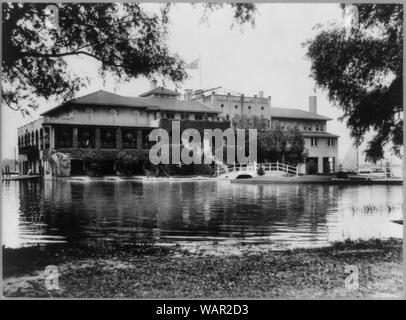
[2,238,402,298]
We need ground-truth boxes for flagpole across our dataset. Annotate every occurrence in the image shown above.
[199,54,201,89]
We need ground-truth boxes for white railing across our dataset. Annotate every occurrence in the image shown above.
[215,161,299,177]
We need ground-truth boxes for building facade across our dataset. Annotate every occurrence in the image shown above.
[18,85,339,177]
[270,97,339,174]
[18,85,224,178]
[196,90,339,174]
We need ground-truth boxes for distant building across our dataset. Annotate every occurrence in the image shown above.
[193,89,272,127]
[17,83,225,178]
[271,97,339,174]
[195,90,339,174]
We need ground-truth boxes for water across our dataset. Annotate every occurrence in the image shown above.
[1,180,403,249]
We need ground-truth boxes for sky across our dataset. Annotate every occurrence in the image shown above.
[1,3,398,163]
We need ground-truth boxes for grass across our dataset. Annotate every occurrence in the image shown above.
[2,238,403,298]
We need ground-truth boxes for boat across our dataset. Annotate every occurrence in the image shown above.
[348,167,388,181]
[341,143,402,183]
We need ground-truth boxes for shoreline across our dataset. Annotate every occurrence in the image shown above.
[2,238,402,298]
[3,174,403,185]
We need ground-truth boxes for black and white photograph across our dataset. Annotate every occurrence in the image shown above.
[1,1,404,301]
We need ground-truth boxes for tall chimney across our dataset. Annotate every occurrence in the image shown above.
[150,79,158,90]
[258,90,264,98]
[184,89,193,101]
[309,96,317,114]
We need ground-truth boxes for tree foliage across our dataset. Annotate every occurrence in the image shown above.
[305,4,403,161]
[258,125,306,164]
[2,2,257,114]
[232,115,305,164]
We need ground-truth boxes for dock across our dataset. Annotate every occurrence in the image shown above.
[232,176,403,185]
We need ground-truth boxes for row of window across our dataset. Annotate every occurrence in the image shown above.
[54,127,153,149]
[310,138,336,147]
[272,120,325,132]
[220,104,265,111]
[161,112,214,121]
[303,123,324,131]
[18,128,50,150]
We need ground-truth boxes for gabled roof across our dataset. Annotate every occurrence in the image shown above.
[41,90,218,116]
[271,107,332,121]
[139,86,180,97]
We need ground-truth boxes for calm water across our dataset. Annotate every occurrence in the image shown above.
[1,180,403,249]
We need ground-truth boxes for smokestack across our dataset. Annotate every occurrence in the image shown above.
[258,91,264,98]
[309,96,317,114]
[150,79,158,90]
[184,89,193,101]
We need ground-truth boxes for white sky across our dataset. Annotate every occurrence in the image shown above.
[2,3,398,163]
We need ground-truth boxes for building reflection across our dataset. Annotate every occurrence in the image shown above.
[6,180,401,248]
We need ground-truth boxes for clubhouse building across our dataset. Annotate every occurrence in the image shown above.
[17,84,338,178]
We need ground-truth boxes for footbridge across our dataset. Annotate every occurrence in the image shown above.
[215,162,299,179]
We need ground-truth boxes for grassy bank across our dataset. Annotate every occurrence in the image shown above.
[2,239,402,298]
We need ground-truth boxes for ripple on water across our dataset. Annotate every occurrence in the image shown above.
[1,180,403,248]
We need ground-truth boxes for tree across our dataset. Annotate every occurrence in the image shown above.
[2,3,257,114]
[257,125,306,164]
[305,4,403,161]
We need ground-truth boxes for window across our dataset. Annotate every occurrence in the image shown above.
[40,129,43,150]
[328,138,336,147]
[181,113,190,120]
[221,104,224,109]
[78,127,95,148]
[308,123,312,131]
[122,129,137,148]
[261,106,264,111]
[55,126,73,148]
[100,128,116,148]
[311,138,318,147]
[315,124,320,131]
[162,112,175,119]
[235,105,238,109]
[44,128,50,148]
[195,114,203,120]
[248,106,251,110]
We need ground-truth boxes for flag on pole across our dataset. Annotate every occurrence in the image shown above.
[185,58,199,70]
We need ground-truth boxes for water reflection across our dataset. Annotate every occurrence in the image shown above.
[1,180,402,249]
